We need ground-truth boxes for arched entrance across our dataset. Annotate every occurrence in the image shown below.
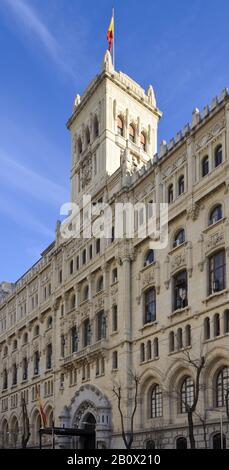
[213,433,226,449]
[79,412,96,449]
[176,436,187,449]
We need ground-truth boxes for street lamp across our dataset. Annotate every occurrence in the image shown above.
[206,408,225,449]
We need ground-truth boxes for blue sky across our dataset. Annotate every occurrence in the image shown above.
[0,0,228,282]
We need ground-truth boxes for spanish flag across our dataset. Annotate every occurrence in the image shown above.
[107,13,114,52]
[35,384,47,428]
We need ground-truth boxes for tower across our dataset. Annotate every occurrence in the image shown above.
[67,51,162,203]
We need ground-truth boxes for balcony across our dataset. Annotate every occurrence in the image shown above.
[63,339,108,366]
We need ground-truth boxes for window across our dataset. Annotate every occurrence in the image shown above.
[96,239,100,254]
[89,244,93,260]
[224,310,229,334]
[3,346,8,357]
[61,334,65,357]
[177,328,183,350]
[209,250,226,294]
[71,327,78,353]
[3,369,8,389]
[13,339,17,350]
[47,316,52,329]
[212,433,226,449]
[111,226,115,243]
[154,337,159,358]
[168,184,173,203]
[97,310,106,340]
[180,377,194,413]
[78,137,82,155]
[146,340,152,360]
[216,367,229,407]
[70,259,74,275]
[112,305,118,331]
[202,156,209,177]
[112,351,118,369]
[82,249,86,265]
[144,249,155,266]
[23,332,28,344]
[173,229,185,248]
[59,269,62,284]
[94,115,99,138]
[204,317,210,340]
[173,270,188,310]
[22,357,28,381]
[169,331,175,352]
[178,175,184,195]
[213,313,220,337]
[140,343,145,362]
[151,385,163,418]
[129,124,135,143]
[12,363,17,385]
[76,256,79,270]
[46,343,52,369]
[185,325,191,347]
[97,276,104,292]
[83,319,91,347]
[34,351,40,375]
[112,268,118,283]
[70,294,76,310]
[209,205,222,225]
[140,132,146,151]
[34,325,39,337]
[176,437,187,449]
[83,285,89,301]
[86,127,90,145]
[117,115,124,136]
[144,288,156,324]
[214,144,222,168]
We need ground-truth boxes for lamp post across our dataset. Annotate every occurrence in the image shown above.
[207,408,225,449]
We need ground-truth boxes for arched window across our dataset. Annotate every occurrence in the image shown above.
[209,249,225,294]
[69,259,74,274]
[34,351,40,375]
[204,317,210,340]
[3,368,8,389]
[202,156,209,177]
[117,115,124,136]
[97,276,104,292]
[144,288,156,324]
[216,366,229,407]
[13,339,17,350]
[34,325,39,337]
[94,115,99,138]
[78,137,82,155]
[146,340,152,360]
[213,433,226,449]
[214,144,222,168]
[46,343,52,369]
[168,184,173,203]
[173,270,188,310]
[180,377,194,413]
[151,384,163,418]
[145,440,155,449]
[176,437,187,449]
[23,332,28,344]
[112,268,118,283]
[173,229,185,248]
[129,124,135,143]
[140,343,145,362]
[144,249,155,266]
[86,127,90,145]
[22,357,28,381]
[169,331,175,352]
[154,337,159,358]
[97,310,106,340]
[47,316,52,329]
[213,313,220,337]
[209,205,222,225]
[140,132,146,151]
[71,327,78,353]
[178,175,184,195]
[83,285,89,301]
[224,310,229,334]
[185,325,191,347]
[12,363,17,385]
[177,328,183,350]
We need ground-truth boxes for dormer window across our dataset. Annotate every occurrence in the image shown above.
[117,115,124,136]
[129,124,135,143]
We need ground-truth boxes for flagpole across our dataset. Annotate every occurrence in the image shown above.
[112,7,115,69]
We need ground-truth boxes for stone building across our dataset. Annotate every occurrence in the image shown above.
[0,51,229,449]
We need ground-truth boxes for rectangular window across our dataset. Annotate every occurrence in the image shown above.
[144,288,156,324]
[83,319,91,347]
[71,327,78,353]
[209,250,226,295]
[112,305,118,331]
[97,310,106,341]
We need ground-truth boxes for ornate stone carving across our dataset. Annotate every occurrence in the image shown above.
[171,250,186,274]
[186,202,200,221]
[195,118,225,150]
[206,230,224,252]
[81,153,92,189]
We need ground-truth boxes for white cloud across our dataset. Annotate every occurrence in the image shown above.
[3,0,76,78]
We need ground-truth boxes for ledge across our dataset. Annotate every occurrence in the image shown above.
[202,289,228,304]
[169,306,190,318]
[202,217,226,235]
[168,241,187,255]
[140,320,158,332]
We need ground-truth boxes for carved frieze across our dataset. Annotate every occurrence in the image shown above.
[81,153,92,189]
[195,118,225,151]
[205,229,224,253]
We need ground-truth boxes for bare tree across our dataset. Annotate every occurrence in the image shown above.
[112,372,140,449]
[194,410,208,449]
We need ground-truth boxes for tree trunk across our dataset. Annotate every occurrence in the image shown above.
[187,410,196,449]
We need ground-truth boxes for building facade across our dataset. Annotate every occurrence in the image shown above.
[0,51,229,449]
